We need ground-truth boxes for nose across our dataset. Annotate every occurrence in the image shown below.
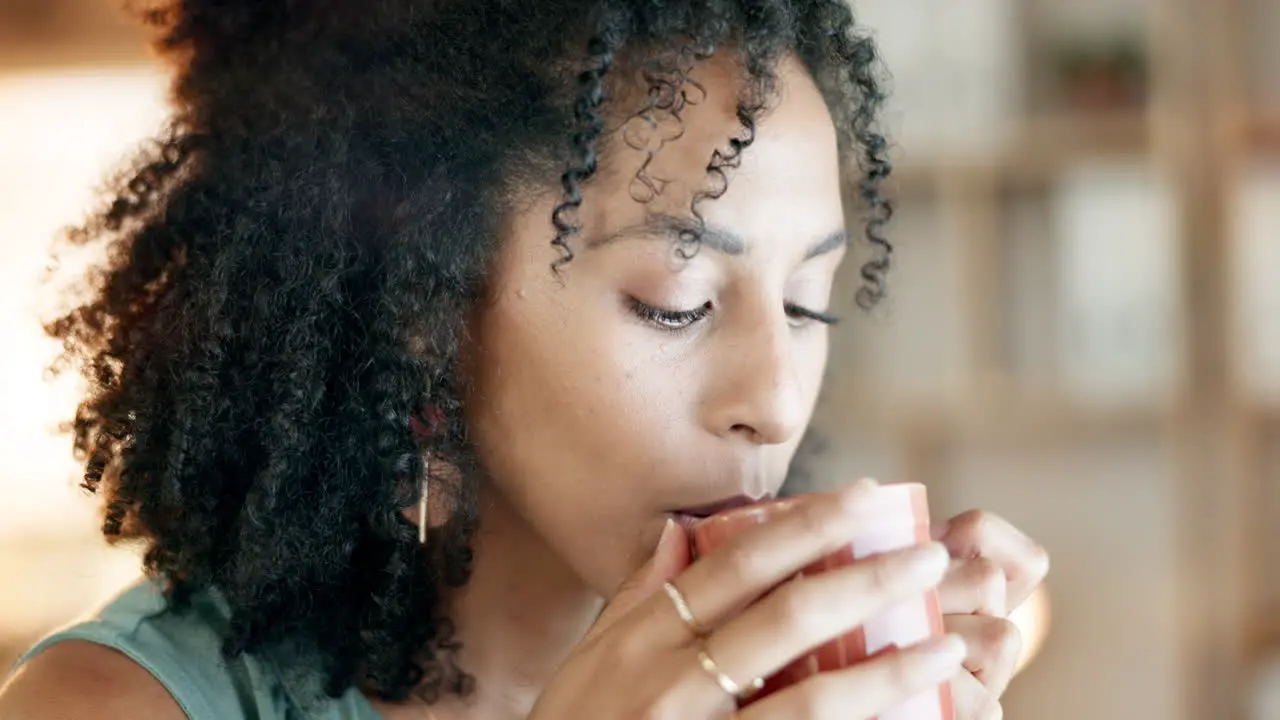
[700,314,809,446]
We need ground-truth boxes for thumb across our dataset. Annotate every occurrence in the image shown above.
[586,518,691,642]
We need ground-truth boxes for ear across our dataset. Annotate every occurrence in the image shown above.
[424,456,463,528]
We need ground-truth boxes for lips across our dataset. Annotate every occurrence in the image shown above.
[669,493,775,542]
[675,494,768,519]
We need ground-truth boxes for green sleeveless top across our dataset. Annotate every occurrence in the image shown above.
[8,576,383,719]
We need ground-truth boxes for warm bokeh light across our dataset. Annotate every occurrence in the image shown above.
[0,65,169,636]
[1011,584,1053,675]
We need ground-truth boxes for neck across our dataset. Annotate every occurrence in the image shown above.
[430,485,604,720]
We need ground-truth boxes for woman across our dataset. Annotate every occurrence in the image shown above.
[0,1,1048,718]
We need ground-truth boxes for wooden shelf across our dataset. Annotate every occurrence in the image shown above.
[0,3,149,71]
[1237,404,1280,428]
[1245,111,1280,152]
[1017,112,1152,161]
[1247,611,1280,659]
[831,382,1171,441]
[890,112,1151,192]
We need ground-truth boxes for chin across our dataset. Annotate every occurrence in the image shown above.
[577,533,665,601]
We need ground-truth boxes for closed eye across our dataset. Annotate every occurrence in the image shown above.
[785,303,839,327]
[630,297,838,332]
[628,298,712,332]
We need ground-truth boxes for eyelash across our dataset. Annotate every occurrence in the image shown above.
[628,298,840,332]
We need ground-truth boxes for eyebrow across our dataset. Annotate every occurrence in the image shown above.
[589,212,848,261]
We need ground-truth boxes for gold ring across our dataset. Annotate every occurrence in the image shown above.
[662,581,708,636]
[697,646,765,701]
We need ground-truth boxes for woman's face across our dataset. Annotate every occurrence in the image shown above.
[463,53,847,596]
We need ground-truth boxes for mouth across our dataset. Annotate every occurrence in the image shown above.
[669,493,774,535]
[674,494,770,519]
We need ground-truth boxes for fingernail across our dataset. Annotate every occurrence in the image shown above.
[840,478,879,507]
[905,542,950,582]
[656,518,677,551]
[921,633,967,675]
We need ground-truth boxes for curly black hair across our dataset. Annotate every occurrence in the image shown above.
[44,0,893,704]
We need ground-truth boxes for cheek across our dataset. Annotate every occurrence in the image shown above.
[464,288,707,590]
[782,324,831,435]
[793,331,830,415]
[465,280,690,493]
[808,330,831,385]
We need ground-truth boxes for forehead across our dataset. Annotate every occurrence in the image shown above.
[582,52,845,255]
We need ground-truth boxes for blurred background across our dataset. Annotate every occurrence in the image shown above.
[0,0,1276,718]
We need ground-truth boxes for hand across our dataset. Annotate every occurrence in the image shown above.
[934,510,1051,719]
[529,481,966,720]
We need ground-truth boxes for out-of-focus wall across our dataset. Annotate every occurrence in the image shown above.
[801,1,1279,719]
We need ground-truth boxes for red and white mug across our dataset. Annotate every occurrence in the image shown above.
[691,482,955,720]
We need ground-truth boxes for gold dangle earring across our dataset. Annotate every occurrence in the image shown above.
[419,459,429,545]
[411,405,444,546]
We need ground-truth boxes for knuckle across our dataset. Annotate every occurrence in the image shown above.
[971,557,1004,588]
[798,499,837,541]
[960,509,995,538]
[631,698,660,720]
[638,693,684,720]
[867,552,902,593]
[793,674,838,717]
[608,625,651,666]
[885,650,919,693]
[635,702,671,720]
[723,539,770,580]
[772,582,822,637]
[971,558,1008,612]
[943,510,986,556]
[631,666,696,720]
[985,618,1023,667]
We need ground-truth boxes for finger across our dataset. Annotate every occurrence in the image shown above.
[705,543,950,685]
[585,518,692,644]
[934,510,1049,612]
[942,614,1022,700]
[641,479,885,647]
[949,670,1003,720]
[938,557,1008,616]
[734,634,966,720]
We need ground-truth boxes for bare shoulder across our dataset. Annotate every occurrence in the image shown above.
[0,640,186,720]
